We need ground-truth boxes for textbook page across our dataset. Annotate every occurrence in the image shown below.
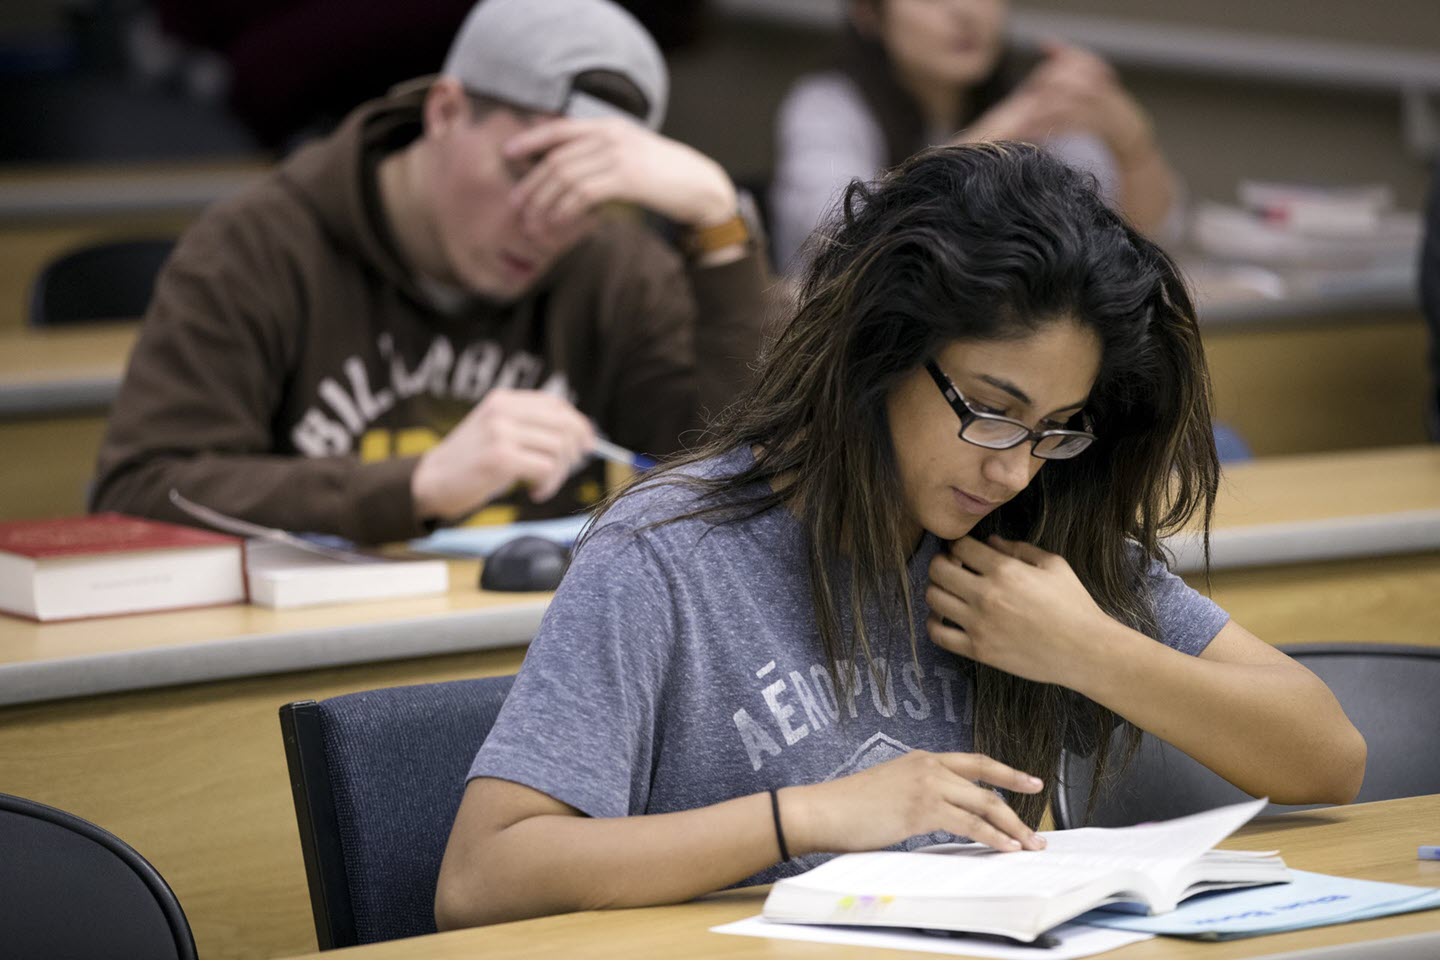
[762,798,1278,940]
[895,796,1272,901]
[770,797,1268,903]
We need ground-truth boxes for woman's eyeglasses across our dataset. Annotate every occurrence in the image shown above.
[924,361,1096,460]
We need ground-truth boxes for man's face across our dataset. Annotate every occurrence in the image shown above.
[426,102,594,301]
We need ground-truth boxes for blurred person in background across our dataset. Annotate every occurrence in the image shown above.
[91,0,770,545]
[770,0,1180,271]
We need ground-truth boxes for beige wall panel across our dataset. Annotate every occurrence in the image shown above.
[1202,316,1429,456]
[0,415,107,520]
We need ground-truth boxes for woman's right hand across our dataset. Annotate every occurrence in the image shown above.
[780,750,1047,856]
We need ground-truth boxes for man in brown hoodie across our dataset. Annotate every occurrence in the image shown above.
[91,0,770,544]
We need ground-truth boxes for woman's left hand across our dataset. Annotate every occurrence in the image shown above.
[926,535,1112,686]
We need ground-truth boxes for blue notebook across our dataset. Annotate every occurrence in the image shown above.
[1076,870,1440,940]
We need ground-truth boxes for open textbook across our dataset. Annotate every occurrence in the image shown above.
[762,797,1288,944]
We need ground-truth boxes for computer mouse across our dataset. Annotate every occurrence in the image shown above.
[479,535,571,592]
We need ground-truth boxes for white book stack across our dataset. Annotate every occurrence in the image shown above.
[1193,180,1421,270]
[245,540,449,609]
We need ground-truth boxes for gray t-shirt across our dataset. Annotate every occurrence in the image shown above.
[469,447,1229,883]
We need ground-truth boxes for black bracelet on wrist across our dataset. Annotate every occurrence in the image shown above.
[769,787,791,862]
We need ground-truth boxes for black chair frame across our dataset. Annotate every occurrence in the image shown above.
[280,700,357,951]
[0,792,198,958]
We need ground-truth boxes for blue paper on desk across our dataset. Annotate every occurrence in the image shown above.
[1076,870,1440,940]
[408,515,591,558]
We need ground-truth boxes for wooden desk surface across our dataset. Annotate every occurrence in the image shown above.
[1210,446,1440,527]
[1,445,1436,706]
[0,560,548,707]
[307,795,1440,960]
[1172,445,1440,572]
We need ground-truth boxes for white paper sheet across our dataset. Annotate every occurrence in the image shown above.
[711,915,1154,959]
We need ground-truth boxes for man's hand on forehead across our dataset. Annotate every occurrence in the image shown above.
[501,117,737,233]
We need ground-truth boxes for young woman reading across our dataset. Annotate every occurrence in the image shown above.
[435,143,1365,930]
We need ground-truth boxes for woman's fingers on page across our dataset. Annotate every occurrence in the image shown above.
[948,808,1023,852]
[938,784,1038,851]
[939,753,1044,794]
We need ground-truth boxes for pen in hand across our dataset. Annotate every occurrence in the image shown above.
[592,437,657,471]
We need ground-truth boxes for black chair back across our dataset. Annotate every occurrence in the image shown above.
[29,238,175,326]
[1055,643,1440,828]
[280,674,515,950]
[0,792,197,958]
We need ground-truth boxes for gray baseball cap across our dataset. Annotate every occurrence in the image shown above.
[441,0,668,131]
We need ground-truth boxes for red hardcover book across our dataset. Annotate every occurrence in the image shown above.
[0,513,246,622]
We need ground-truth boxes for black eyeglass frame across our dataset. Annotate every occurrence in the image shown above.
[923,361,1097,460]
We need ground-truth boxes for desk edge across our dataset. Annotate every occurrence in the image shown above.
[1169,508,1440,573]
[0,601,546,707]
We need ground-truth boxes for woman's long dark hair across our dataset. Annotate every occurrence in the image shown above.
[587,143,1218,828]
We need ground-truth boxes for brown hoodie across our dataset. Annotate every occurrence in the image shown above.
[91,89,771,543]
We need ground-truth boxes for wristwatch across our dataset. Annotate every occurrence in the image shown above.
[682,214,749,257]
[681,188,765,260]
